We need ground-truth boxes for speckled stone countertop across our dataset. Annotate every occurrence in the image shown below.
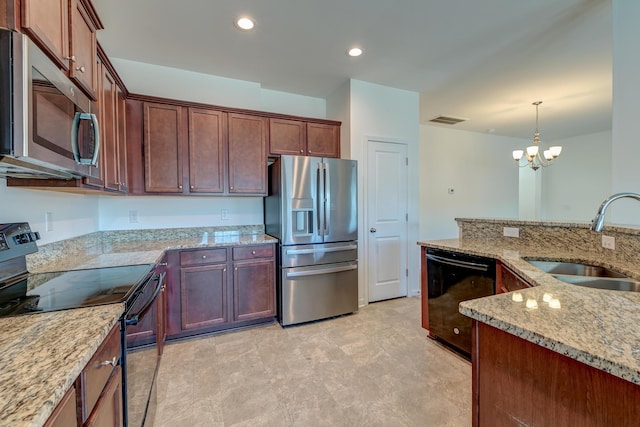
[418,232,640,385]
[2,225,278,426]
[0,304,124,427]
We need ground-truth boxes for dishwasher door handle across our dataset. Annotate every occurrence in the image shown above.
[426,254,489,272]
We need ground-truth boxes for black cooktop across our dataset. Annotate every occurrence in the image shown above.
[0,264,154,317]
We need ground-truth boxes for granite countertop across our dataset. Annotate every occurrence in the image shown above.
[418,238,640,385]
[2,228,278,426]
[0,304,124,427]
[29,233,278,273]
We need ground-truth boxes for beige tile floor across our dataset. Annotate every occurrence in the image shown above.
[153,296,471,427]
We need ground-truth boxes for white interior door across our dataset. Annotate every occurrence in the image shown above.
[367,140,408,302]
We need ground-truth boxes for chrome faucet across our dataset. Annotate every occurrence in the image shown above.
[590,192,640,232]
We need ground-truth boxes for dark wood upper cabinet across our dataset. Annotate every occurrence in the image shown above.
[101,62,119,191]
[143,102,184,193]
[188,108,226,193]
[116,88,128,193]
[69,0,98,99]
[269,118,306,155]
[307,122,340,158]
[21,0,101,100]
[21,0,70,70]
[228,113,268,195]
[269,118,340,158]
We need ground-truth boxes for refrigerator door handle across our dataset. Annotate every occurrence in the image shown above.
[316,162,324,237]
[323,162,330,236]
[285,264,358,278]
[286,244,358,255]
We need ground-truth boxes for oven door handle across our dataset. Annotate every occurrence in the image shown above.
[125,272,165,326]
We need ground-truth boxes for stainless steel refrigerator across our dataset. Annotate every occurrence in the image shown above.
[265,155,358,326]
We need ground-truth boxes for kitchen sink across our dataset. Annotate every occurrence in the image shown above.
[524,259,640,292]
[525,260,627,278]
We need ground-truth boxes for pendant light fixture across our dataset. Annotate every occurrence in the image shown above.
[512,101,562,171]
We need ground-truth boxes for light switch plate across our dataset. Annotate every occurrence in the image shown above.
[503,227,520,238]
[128,210,139,223]
[602,235,615,250]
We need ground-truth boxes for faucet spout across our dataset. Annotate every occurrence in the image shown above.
[590,192,640,232]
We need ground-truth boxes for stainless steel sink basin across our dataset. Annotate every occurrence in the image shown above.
[525,260,627,278]
[525,259,640,292]
[552,275,640,292]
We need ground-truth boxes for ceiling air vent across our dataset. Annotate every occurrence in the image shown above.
[429,115,467,125]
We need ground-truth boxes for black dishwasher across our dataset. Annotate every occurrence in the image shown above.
[426,248,495,358]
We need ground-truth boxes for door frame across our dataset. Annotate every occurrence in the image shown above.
[361,136,410,306]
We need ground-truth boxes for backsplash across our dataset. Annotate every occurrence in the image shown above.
[456,218,640,267]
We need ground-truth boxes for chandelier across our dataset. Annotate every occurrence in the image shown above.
[512,101,562,171]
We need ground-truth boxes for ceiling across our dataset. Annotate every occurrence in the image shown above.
[91,0,612,141]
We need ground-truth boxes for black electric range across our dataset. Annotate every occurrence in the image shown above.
[0,223,154,318]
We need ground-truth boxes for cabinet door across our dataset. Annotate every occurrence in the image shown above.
[44,385,78,427]
[180,264,228,331]
[21,0,70,70]
[269,118,306,156]
[143,103,184,193]
[496,262,531,294]
[228,113,267,195]
[84,367,123,427]
[233,259,275,322]
[101,65,119,192]
[307,122,340,158]
[83,56,105,188]
[116,89,128,193]
[188,108,226,193]
[69,0,97,100]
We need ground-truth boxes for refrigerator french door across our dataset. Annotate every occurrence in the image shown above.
[265,155,358,326]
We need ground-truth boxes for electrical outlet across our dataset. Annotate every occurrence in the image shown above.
[503,227,520,238]
[602,235,615,250]
[45,212,53,232]
[221,209,229,221]
[128,210,139,223]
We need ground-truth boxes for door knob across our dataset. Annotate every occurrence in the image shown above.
[370,228,377,233]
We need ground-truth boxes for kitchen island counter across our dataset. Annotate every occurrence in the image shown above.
[418,234,640,386]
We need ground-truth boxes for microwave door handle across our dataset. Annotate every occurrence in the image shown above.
[89,113,100,166]
[125,272,165,326]
[71,112,100,166]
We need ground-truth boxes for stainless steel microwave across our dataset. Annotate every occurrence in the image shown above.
[0,28,100,179]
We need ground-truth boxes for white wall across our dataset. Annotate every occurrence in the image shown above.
[98,196,263,230]
[0,181,100,245]
[327,79,420,304]
[610,0,640,226]
[419,125,520,240]
[111,58,327,118]
[542,130,612,221]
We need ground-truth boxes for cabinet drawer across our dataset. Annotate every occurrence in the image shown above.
[81,325,120,421]
[180,248,227,266]
[233,244,274,260]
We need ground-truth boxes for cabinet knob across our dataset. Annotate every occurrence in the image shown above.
[64,55,77,62]
[190,185,194,190]
[235,267,238,271]
[230,186,234,190]
[202,255,207,259]
[179,185,183,189]
[252,250,256,255]
[76,65,86,73]
[159,262,168,266]
[300,150,304,153]
[223,268,226,272]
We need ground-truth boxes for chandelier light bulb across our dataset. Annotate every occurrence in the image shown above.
[549,146,562,157]
[526,145,539,157]
[513,150,524,161]
[543,150,553,160]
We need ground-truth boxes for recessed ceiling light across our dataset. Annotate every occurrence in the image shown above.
[347,47,363,57]
[235,16,255,31]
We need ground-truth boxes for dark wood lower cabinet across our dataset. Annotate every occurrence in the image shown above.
[84,366,123,427]
[495,261,531,294]
[165,244,276,340]
[473,321,640,427]
[44,385,79,427]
